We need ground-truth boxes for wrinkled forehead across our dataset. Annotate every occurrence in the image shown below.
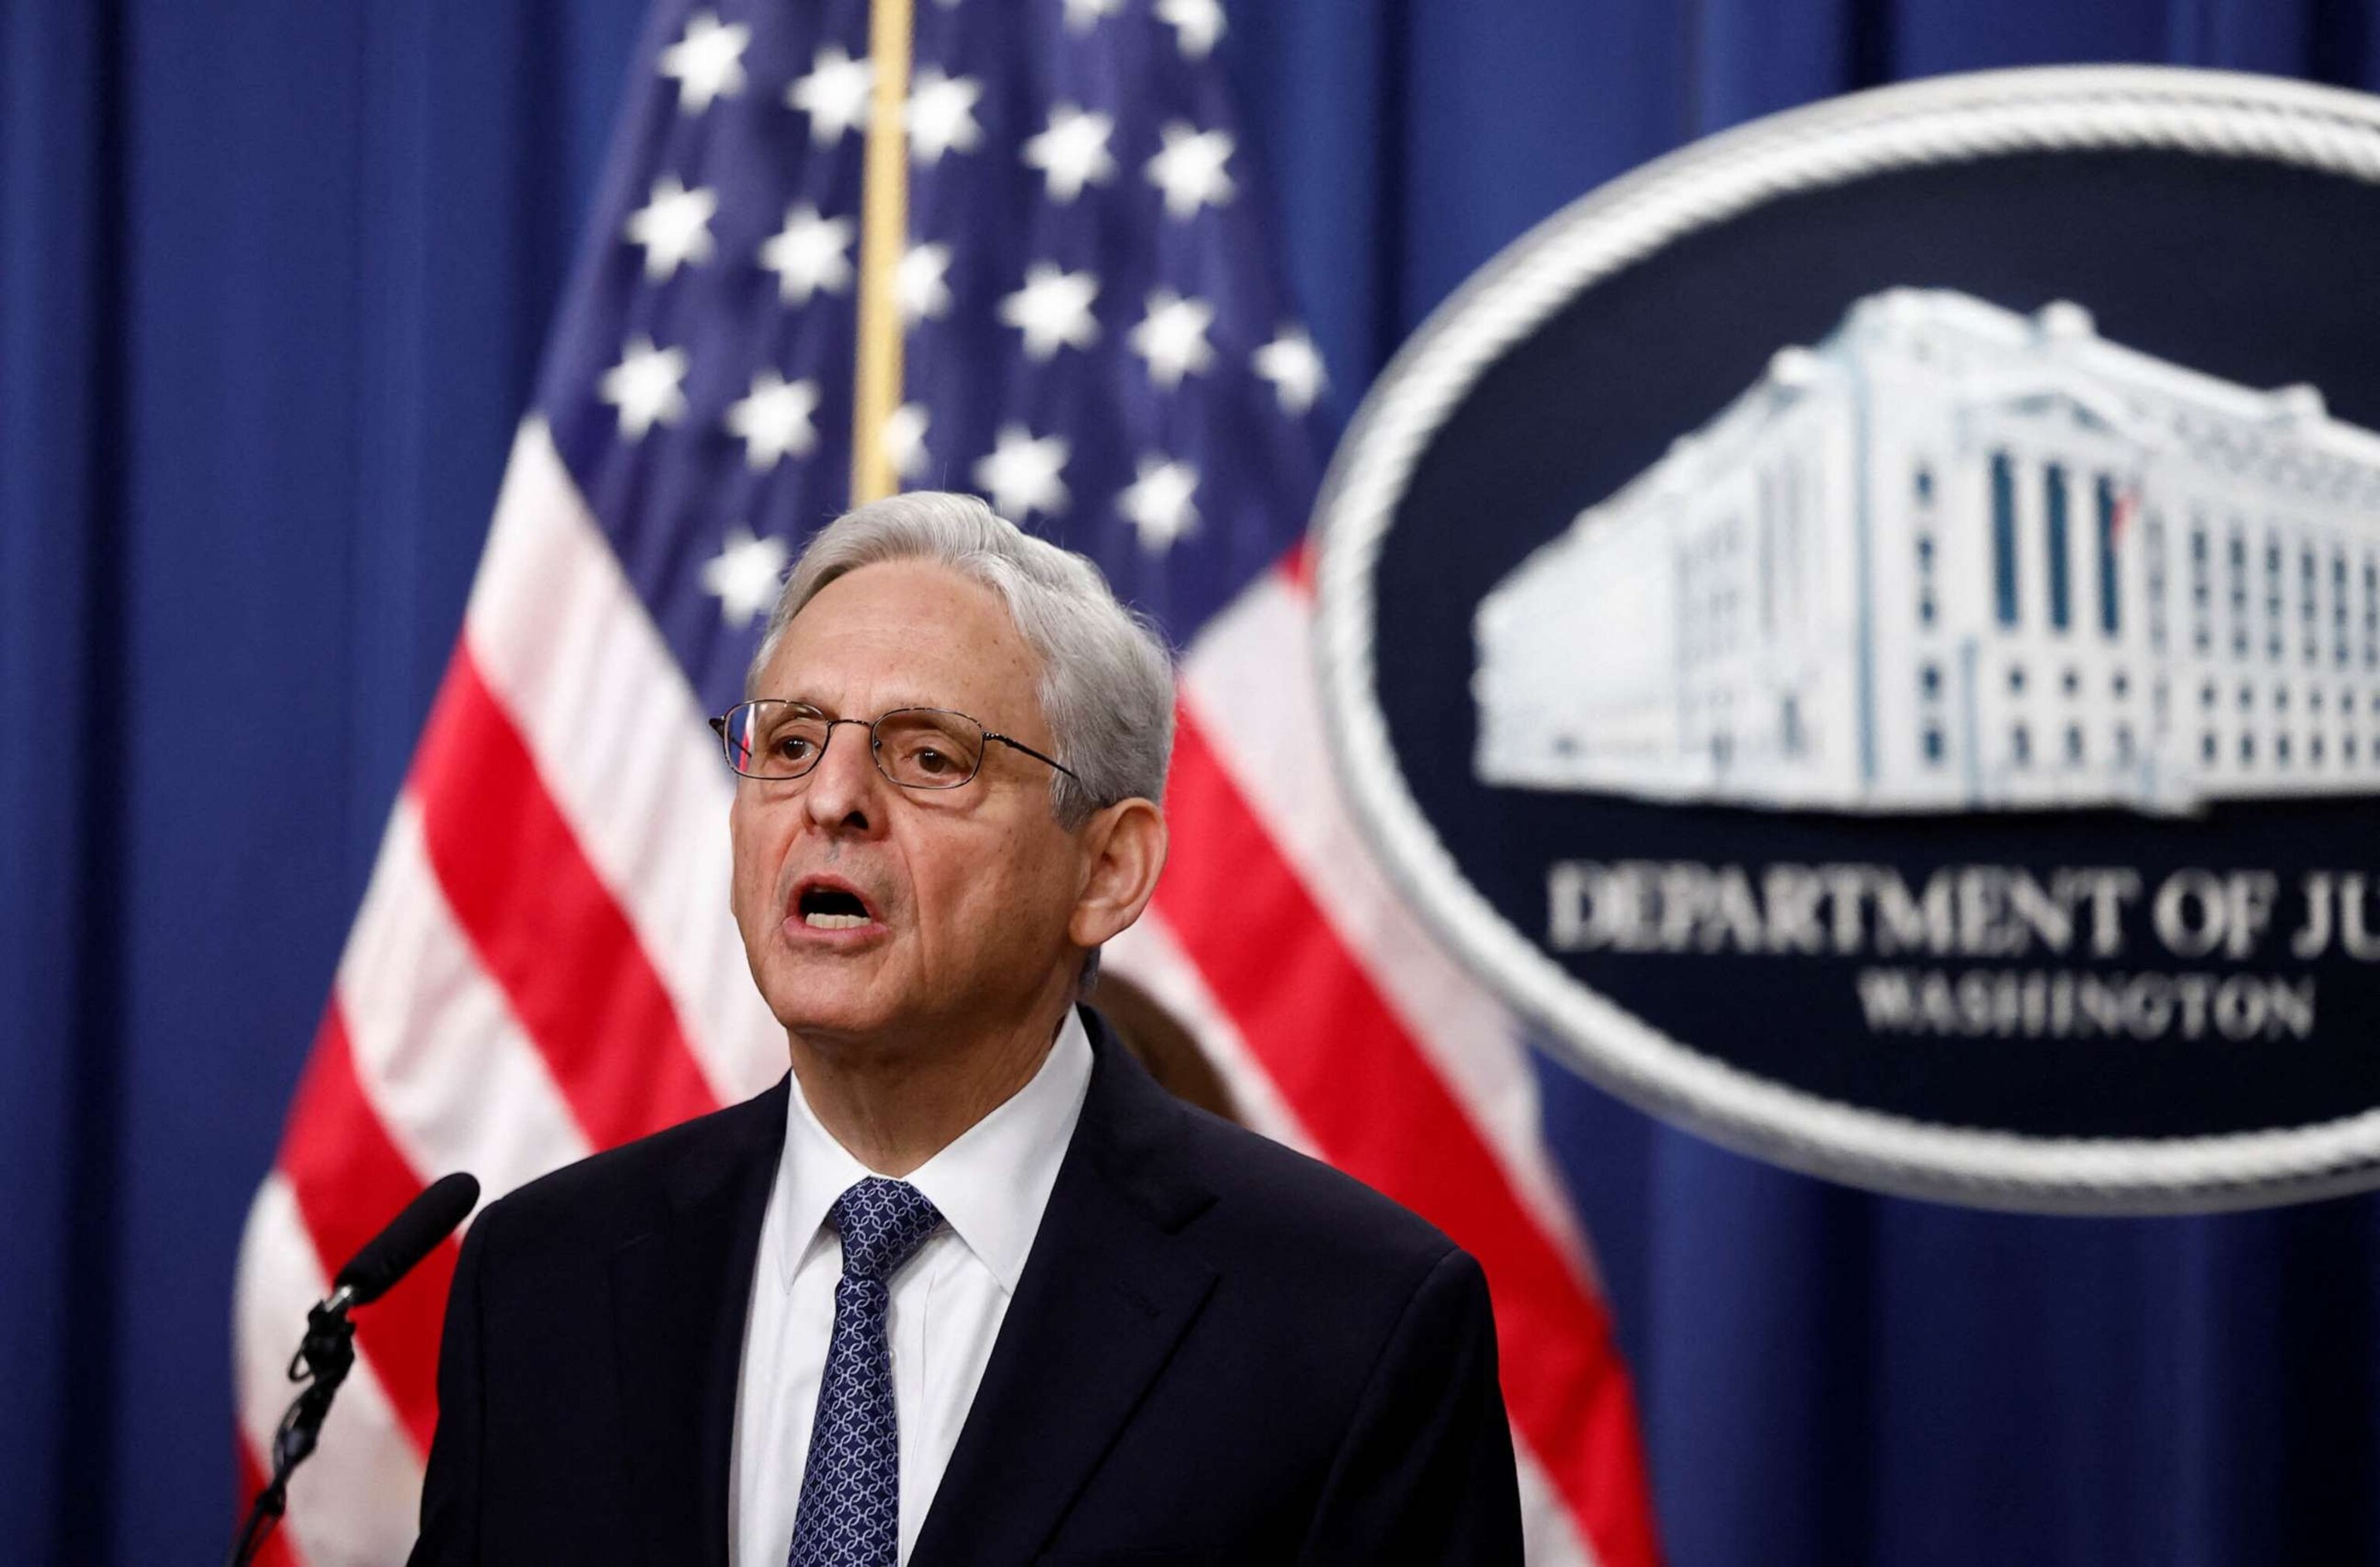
[757,559,1046,728]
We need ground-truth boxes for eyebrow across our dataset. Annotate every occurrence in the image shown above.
[767,693,951,718]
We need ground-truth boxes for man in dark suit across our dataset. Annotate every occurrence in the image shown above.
[409,492,1522,1565]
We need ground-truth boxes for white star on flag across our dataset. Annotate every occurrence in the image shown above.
[973,425,1071,520]
[999,263,1102,361]
[598,336,690,440]
[897,243,954,325]
[724,370,820,470]
[883,403,930,479]
[1145,122,1236,220]
[1253,325,1328,415]
[655,12,750,114]
[1061,0,1124,31]
[1156,0,1227,60]
[758,204,854,305]
[700,525,790,628]
[906,67,985,165]
[1128,288,1217,389]
[788,45,872,145]
[1022,105,1116,203]
[1117,455,1200,553]
[624,175,717,281]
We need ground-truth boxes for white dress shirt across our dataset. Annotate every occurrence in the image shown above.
[727,1010,1093,1567]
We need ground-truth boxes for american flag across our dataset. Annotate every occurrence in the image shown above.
[229,2,1659,1563]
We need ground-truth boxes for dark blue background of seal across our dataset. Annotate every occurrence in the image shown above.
[1374,149,2380,1138]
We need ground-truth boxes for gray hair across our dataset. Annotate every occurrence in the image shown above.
[748,491,1175,829]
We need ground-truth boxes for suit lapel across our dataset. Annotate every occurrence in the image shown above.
[610,1077,789,1567]
[911,1013,1219,1566]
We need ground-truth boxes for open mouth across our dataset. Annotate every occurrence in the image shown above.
[796,882,875,931]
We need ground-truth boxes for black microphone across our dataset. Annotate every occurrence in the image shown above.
[228,1172,480,1567]
[335,1171,480,1305]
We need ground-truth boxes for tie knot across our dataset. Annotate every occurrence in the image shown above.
[828,1177,943,1283]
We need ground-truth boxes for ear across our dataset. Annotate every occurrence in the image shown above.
[1067,797,1168,950]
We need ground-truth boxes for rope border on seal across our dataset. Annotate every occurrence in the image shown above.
[1309,65,2380,1215]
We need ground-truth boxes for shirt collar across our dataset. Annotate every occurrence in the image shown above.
[776,1007,1094,1297]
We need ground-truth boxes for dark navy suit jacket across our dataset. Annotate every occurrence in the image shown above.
[408,1006,1524,1565]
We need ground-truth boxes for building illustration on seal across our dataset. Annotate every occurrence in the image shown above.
[1474,288,2380,814]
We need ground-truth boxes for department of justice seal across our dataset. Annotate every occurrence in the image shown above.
[1313,67,2380,1213]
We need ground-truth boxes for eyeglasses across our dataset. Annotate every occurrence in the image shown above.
[709,700,1081,790]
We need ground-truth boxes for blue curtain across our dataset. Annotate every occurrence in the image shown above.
[4,2,2377,1563]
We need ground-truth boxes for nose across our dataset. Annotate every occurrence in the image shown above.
[800,718,882,835]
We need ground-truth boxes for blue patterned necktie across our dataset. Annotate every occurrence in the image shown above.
[786,1176,946,1567]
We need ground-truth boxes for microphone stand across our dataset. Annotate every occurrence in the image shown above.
[227,1170,477,1563]
[225,1284,358,1567]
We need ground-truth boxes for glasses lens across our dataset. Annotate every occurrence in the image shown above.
[873,709,985,788]
[727,701,831,777]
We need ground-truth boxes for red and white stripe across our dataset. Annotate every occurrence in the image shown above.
[232,422,1659,1565]
[1116,560,1656,1567]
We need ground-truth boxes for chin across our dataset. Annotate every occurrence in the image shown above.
[746,915,881,998]
[764,985,873,1033]
[757,969,896,1042]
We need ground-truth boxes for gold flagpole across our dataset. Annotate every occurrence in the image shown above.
[849,0,914,506]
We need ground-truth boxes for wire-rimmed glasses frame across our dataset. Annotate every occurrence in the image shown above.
[709,700,1081,791]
